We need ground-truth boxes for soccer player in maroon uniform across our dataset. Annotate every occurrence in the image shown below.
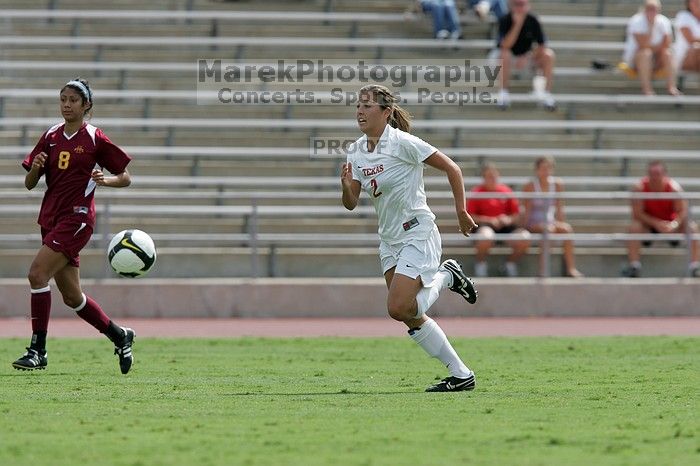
[12,79,136,374]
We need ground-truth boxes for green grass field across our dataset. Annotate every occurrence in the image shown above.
[0,336,697,466]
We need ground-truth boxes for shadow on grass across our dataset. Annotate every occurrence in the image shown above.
[222,390,436,396]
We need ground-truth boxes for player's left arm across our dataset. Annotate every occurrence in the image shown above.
[670,179,687,226]
[554,179,566,222]
[424,151,477,236]
[93,128,132,188]
[92,168,131,188]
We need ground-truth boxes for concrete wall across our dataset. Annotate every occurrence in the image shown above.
[1,278,698,318]
[0,246,693,279]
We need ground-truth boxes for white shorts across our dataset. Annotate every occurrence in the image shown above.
[379,226,442,285]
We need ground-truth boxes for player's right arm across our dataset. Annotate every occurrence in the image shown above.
[25,152,46,190]
[520,181,534,227]
[500,13,526,51]
[341,162,361,211]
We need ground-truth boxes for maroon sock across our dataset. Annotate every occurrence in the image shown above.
[30,287,51,350]
[76,295,111,333]
[30,288,51,334]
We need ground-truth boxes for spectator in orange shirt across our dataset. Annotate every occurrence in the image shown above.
[623,160,700,277]
[468,163,531,277]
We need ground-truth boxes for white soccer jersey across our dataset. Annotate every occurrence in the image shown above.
[346,124,438,245]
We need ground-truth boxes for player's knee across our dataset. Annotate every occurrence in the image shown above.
[629,221,645,233]
[387,300,412,322]
[478,226,495,238]
[556,223,572,233]
[62,292,84,309]
[514,229,531,241]
[545,48,555,62]
[27,267,49,289]
[513,239,530,251]
[475,240,494,251]
[639,48,653,60]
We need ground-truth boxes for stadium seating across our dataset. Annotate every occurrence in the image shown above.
[0,0,697,279]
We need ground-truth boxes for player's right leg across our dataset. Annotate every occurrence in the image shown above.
[441,259,478,303]
[474,225,495,277]
[54,265,135,374]
[386,270,475,392]
[12,245,68,371]
[623,221,648,277]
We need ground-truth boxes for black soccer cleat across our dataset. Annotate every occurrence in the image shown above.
[441,259,478,304]
[12,347,47,371]
[426,374,476,392]
[114,327,135,375]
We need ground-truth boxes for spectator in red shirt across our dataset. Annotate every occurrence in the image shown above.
[468,163,531,277]
[624,160,700,277]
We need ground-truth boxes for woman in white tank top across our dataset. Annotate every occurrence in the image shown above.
[522,157,583,277]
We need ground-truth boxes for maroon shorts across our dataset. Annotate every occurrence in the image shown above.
[41,215,94,268]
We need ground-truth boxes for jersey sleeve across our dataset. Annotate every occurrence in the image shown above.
[22,131,49,174]
[398,133,437,165]
[675,11,693,30]
[659,15,672,36]
[496,15,512,47]
[532,16,546,45]
[628,14,647,35]
[94,129,132,174]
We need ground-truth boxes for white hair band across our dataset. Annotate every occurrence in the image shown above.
[65,80,92,101]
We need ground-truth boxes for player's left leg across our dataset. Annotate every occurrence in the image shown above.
[656,48,680,96]
[678,220,700,276]
[385,230,476,392]
[386,272,475,392]
[54,265,135,374]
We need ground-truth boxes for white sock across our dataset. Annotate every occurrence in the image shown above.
[415,270,451,317]
[409,317,471,378]
[71,293,87,312]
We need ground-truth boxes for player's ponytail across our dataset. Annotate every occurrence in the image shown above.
[389,105,411,133]
[359,84,412,133]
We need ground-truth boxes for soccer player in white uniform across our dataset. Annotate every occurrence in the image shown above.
[341,84,479,392]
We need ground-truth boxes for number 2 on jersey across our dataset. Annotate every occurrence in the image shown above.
[370,178,382,198]
[58,151,71,170]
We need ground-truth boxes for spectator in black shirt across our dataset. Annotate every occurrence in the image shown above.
[496,0,556,110]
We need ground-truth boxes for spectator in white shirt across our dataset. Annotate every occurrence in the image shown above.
[622,0,680,95]
[675,0,700,73]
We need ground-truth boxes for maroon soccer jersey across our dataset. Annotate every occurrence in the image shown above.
[22,123,131,230]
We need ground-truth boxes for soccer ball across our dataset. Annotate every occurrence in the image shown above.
[107,229,157,278]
